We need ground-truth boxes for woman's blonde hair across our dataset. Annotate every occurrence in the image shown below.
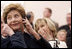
[35,18,57,38]
[3,3,26,23]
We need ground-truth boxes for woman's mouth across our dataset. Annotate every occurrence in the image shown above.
[11,22,20,26]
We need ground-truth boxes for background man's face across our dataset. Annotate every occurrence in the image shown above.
[43,9,51,18]
[67,13,71,25]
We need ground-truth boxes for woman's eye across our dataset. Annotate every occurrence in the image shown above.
[41,25,44,27]
[15,14,19,18]
[7,16,12,20]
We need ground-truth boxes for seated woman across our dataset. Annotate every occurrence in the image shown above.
[35,18,57,48]
[56,29,67,48]
[1,4,51,48]
[35,18,57,41]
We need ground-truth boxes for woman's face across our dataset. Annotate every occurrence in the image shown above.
[57,31,66,41]
[37,20,49,33]
[7,10,23,31]
[37,20,53,41]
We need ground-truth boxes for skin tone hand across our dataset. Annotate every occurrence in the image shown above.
[38,26,54,41]
[23,18,41,40]
[2,24,15,37]
[38,28,49,41]
[1,18,8,38]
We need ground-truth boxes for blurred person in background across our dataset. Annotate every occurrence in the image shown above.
[43,8,59,31]
[56,29,67,48]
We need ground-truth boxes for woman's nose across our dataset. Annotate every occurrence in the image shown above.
[11,18,16,22]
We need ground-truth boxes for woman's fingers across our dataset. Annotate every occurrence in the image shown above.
[22,19,26,24]
[1,24,8,37]
[22,18,30,25]
[2,24,14,36]
[38,29,48,41]
[38,29,46,36]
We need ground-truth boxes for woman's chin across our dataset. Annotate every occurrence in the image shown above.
[11,26,20,31]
